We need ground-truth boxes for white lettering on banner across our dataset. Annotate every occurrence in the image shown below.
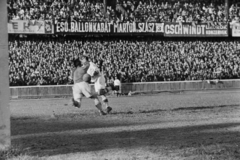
[107,23,110,32]
[165,24,175,34]
[97,22,100,32]
[61,22,111,33]
[65,22,68,32]
[113,23,117,32]
[197,26,202,34]
[164,25,169,34]
[149,23,154,32]
[175,24,181,34]
[119,23,123,32]
[145,23,148,32]
[183,25,188,34]
[85,23,88,32]
[201,25,205,33]
[206,23,227,30]
[92,23,96,32]
[71,22,75,32]
[89,23,92,32]
[192,26,196,34]
[61,22,65,32]
[56,22,60,32]
[206,30,227,35]
[176,25,182,34]
[55,21,163,33]
[138,23,144,32]
[113,22,162,33]
[129,23,133,32]
[165,24,206,35]
[155,23,164,32]
[170,25,175,34]
[96,23,100,32]
[132,22,136,32]
[78,23,83,32]
[123,23,127,32]
[101,23,104,32]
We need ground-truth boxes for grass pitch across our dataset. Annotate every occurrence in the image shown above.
[3,90,240,160]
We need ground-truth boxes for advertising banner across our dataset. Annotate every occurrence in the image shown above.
[164,22,228,37]
[8,20,54,34]
[54,21,164,34]
[232,23,240,37]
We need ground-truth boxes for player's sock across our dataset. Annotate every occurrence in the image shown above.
[101,96,112,113]
[106,106,112,114]
[102,96,110,108]
[94,98,106,114]
[100,111,107,115]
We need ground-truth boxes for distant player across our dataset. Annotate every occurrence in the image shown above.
[72,61,107,115]
[113,76,121,97]
[80,55,112,114]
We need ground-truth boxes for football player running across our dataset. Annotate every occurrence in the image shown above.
[72,71,107,115]
[80,55,112,114]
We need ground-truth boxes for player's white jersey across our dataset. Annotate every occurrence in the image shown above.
[87,62,101,82]
[87,62,106,92]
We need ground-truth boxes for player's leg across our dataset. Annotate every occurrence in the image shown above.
[72,84,82,108]
[95,85,112,114]
[80,81,107,115]
[100,95,112,113]
[94,76,112,114]
[93,97,106,115]
[114,85,120,97]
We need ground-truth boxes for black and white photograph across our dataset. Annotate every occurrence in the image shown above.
[1,0,240,159]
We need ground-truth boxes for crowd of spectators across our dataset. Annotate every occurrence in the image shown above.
[7,0,240,23]
[116,0,240,23]
[7,0,106,22]
[8,36,240,86]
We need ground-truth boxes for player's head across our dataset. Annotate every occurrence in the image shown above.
[73,59,81,68]
[83,73,91,83]
[80,55,89,64]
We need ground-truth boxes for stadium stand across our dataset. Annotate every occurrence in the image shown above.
[7,0,106,21]
[6,0,240,86]
[7,0,240,22]
[8,36,240,86]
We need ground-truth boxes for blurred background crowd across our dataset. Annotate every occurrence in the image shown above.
[8,36,240,86]
[7,0,240,23]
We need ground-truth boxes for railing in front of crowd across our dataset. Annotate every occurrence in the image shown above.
[9,79,240,99]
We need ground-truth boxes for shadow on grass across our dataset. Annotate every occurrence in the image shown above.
[11,104,240,137]
[11,122,240,159]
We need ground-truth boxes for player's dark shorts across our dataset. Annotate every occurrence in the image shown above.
[99,88,111,95]
[114,86,120,91]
